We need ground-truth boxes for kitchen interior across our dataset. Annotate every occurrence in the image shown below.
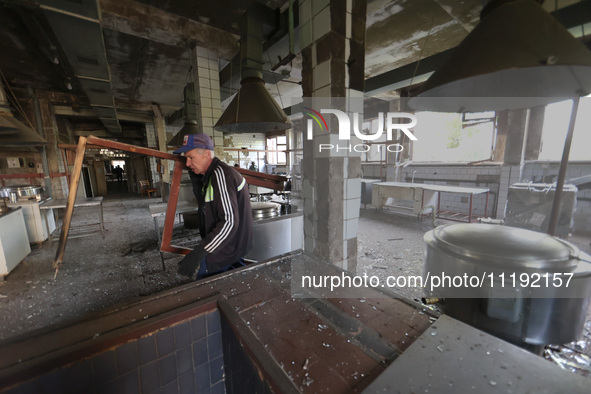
[1,0,591,392]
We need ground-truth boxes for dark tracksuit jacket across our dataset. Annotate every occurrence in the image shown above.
[189,157,253,272]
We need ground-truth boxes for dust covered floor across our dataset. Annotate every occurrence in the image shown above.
[0,194,199,341]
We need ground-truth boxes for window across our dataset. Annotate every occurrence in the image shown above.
[267,135,287,165]
[412,111,496,162]
[538,98,591,161]
[111,160,125,168]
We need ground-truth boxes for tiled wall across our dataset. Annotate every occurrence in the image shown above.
[3,309,226,394]
[222,134,266,171]
[221,315,272,394]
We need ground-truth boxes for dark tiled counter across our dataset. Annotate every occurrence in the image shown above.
[0,254,435,393]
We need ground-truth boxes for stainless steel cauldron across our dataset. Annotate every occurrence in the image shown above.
[251,202,280,220]
[0,185,44,203]
[423,223,591,346]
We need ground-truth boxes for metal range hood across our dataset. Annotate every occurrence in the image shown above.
[408,0,591,112]
[214,4,291,134]
[0,83,47,146]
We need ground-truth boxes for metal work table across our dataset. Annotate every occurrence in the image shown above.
[40,197,105,246]
[372,182,490,223]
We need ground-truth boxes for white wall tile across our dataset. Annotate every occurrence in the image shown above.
[313,6,330,40]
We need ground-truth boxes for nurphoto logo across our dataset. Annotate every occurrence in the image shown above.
[303,107,418,153]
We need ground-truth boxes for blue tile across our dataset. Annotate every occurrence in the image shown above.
[195,363,210,391]
[162,379,179,394]
[178,370,195,394]
[193,339,208,367]
[159,354,177,386]
[92,350,117,383]
[206,310,221,335]
[138,335,158,365]
[209,356,224,385]
[116,341,139,375]
[196,388,211,394]
[210,380,226,394]
[39,368,66,394]
[176,346,193,375]
[191,315,207,341]
[207,331,223,361]
[4,378,41,394]
[65,359,93,392]
[140,361,160,393]
[118,370,140,394]
[174,322,192,348]
[97,379,119,394]
[157,328,175,357]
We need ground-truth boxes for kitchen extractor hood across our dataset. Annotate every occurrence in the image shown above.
[214,4,291,134]
[408,0,591,112]
[0,83,47,146]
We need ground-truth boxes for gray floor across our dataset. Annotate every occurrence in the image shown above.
[0,195,590,379]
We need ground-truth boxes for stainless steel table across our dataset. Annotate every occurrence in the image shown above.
[40,197,105,246]
[372,182,490,223]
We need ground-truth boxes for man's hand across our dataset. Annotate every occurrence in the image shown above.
[177,243,208,279]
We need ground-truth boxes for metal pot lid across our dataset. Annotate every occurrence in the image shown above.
[427,223,580,269]
[1,185,42,191]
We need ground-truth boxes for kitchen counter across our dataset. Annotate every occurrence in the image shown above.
[247,209,303,262]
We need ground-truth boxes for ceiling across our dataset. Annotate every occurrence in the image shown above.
[0,0,589,138]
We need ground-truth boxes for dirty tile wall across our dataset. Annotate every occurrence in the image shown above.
[222,133,266,170]
[3,309,225,394]
[221,314,272,394]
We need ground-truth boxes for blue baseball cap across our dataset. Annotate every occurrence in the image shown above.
[173,133,215,154]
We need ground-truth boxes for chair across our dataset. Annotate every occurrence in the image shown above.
[140,180,158,197]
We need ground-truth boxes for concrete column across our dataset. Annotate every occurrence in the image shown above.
[151,105,170,184]
[495,108,539,219]
[524,106,545,161]
[299,0,367,272]
[193,46,224,155]
[37,97,68,199]
[144,123,160,192]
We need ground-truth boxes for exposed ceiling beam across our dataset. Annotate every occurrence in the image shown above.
[365,0,591,96]
[99,0,239,60]
[54,105,153,123]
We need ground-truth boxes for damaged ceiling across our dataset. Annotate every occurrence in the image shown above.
[0,0,590,138]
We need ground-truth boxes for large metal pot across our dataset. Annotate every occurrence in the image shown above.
[251,201,279,220]
[423,223,591,346]
[0,185,44,203]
